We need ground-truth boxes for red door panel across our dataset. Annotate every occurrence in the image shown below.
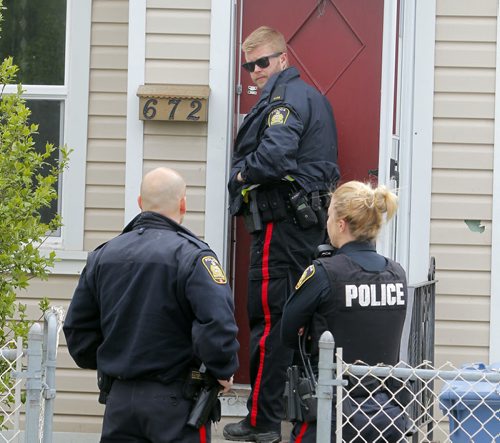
[238,0,384,181]
[232,0,385,383]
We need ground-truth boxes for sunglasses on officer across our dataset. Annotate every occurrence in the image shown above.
[242,52,283,73]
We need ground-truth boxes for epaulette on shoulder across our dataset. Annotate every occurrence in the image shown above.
[270,83,286,103]
[177,231,209,250]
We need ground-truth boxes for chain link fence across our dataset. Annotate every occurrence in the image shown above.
[0,338,23,442]
[0,308,64,443]
[316,332,500,443]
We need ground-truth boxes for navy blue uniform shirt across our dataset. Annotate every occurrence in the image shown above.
[63,212,239,382]
[229,66,339,215]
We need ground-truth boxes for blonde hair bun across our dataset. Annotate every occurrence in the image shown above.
[331,181,398,242]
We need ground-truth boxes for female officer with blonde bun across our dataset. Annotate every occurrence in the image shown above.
[281,181,408,443]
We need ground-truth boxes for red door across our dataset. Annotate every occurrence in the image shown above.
[232,0,385,383]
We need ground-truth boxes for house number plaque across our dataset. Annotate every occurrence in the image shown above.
[137,85,209,122]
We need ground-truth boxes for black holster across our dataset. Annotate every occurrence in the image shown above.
[284,366,317,423]
[243,190,263,234]
[185,369,222,429]
[187,384,222,429]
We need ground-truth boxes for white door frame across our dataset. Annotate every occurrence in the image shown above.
[204,1,238,268]
[378,0,436,285]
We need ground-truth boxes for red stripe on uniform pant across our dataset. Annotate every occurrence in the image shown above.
[198,423,207,443]
[250,222,274,427]
[295,422,309,443]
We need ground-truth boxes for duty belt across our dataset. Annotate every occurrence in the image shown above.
[243,186,329,234]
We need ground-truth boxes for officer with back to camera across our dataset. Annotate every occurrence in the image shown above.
[63,167,239,443]
[281,181,408,442]
[224,26,339,443]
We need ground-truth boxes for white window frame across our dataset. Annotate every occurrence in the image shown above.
[2,0,91,273]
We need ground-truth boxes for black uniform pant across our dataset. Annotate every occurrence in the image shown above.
[100,379,211,443]
[289,392,407,442]
[246,219,326,430]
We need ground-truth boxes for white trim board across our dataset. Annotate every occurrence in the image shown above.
[124,1,146,225]
[63,0,92,252]
[381,0,435,285]
[403,0,435,284]
[377,0,398,260]
[489,0,500,363]
[204,1,237,268]
[46,250,87,275]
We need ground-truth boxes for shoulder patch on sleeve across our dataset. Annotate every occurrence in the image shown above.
[202,256,227,284]
[268,107,290,126]
[295,264,315,290]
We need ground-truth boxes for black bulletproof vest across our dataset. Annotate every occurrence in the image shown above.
[314,254,407,366]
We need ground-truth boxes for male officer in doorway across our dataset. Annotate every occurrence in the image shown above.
[64,167,239,442]
[224,26,339,443]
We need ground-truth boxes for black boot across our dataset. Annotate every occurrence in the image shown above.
[223,418,281,443]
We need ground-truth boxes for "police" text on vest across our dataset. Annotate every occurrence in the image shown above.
[345,283,405,307]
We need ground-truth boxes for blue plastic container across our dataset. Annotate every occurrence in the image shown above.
[439,363,500,443]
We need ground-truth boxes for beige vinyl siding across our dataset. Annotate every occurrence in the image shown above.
[85,0,129,251]
[143,121,208,235]
[143,1,211,237]
[431,0,496,367]
[145,7,210,85]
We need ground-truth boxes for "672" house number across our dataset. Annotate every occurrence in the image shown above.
[137,85,209,122]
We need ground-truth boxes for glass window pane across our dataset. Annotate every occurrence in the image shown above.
[0,0,67,85]
[26,99,63,232]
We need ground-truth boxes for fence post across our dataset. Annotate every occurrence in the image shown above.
[317,331,335,443]
[334,347,344,443]
[25,323,43,443]
[14,337,23,436]
[42,311,59,443]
